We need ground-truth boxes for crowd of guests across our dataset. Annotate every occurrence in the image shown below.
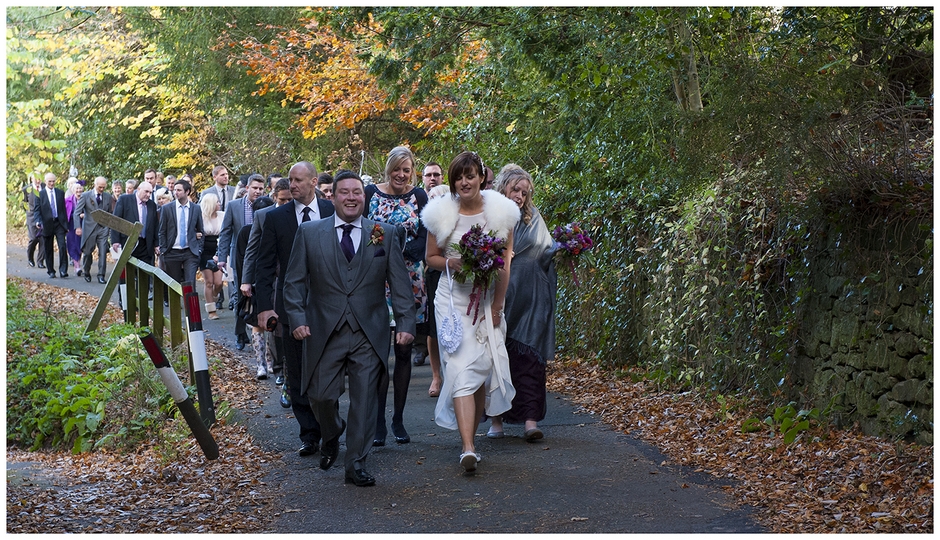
[21,148,559,485]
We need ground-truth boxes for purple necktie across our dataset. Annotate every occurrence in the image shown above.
[340,224,355,262]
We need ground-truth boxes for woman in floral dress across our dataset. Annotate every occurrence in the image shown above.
[363,145,429,445]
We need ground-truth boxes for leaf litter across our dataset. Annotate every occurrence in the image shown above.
[546,357,933,533]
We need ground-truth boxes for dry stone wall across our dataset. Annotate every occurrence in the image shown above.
[795,219,932,445]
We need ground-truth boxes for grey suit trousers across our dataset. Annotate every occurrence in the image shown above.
[82,227,110,277]
[306,321,383,474]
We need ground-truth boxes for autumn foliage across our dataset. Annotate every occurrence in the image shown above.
[218,12,459,140]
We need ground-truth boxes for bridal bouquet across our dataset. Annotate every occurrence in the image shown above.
[553,222,594,286]
[451,224,508,324]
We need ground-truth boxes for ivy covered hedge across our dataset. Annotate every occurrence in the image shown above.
[538,168,933,436]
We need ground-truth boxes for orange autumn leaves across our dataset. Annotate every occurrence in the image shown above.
[219,15,465,139]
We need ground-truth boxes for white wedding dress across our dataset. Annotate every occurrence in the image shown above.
[433,211,516,430]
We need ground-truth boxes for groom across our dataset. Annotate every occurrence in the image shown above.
[283,170,415,487]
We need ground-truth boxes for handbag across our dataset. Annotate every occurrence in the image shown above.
[437,262,463,354]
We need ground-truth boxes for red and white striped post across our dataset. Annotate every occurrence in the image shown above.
[139,330,219,460]
[182,281,216,427]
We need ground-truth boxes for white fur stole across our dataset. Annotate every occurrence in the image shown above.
[421,190,521,247]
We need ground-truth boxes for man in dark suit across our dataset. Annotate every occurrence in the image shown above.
[34,172,69,278]
[240,177,293,388]
[158,179,203,285]
[74,176,114,283]
[22,173,45,268]
[283,170,416,486]
[111,181,158,265]
[218,174,266,349]
[256,161,334,459]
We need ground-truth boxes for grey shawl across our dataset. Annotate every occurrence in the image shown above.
[504,206,557,364]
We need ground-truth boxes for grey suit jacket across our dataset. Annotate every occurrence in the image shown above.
[217,197,247,266]
[74,190,114,249]
[199,184,235,211]
[282,217,416,395]
[158,202,204,256]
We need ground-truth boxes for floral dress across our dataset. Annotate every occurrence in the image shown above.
[364,184,429,325]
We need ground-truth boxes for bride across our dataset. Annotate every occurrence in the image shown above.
[421,151,520,473]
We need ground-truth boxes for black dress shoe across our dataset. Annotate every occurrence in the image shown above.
[77,269,83,277]
[372,439,386,447]
[27,260,35,268]
[48,272,56,278]
[38,261,45,269]
[84,275,92,282]
[98,276,106,284]
[275,375,285,386]
[279,391,291,408]
[345,469,376,487]
[236,341,246,351]
[320,438,339,470]
[298,441,319,457]
[320,421,345,470]
[60,271,68,278]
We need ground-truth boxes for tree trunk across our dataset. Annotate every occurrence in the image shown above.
[668,12,704,112]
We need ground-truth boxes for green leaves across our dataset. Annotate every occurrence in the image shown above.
[763,402,821,444]
[6,280,164,453]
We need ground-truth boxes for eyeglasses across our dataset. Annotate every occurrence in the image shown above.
[423,172,442,177]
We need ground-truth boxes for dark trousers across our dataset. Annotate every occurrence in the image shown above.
[42,224,68,274]
[27,223,44,264]
[128,239,154,296]
[277,323,321,445]
[232,267,246,338]
[266,331,281,375]
[163,248,200,285]
[131,238,155,266]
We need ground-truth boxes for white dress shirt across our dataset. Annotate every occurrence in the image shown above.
[294,198,320,225]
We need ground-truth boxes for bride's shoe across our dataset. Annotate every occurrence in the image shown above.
[459,451,481,472]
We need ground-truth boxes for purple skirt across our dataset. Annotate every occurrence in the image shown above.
[66,223,82,262]
[500,338,547,424]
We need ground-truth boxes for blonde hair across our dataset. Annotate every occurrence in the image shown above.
[493,163,534,224]
[384,146,417,186]
[201,193,219,221]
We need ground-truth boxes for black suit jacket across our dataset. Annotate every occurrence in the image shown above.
[35,187,68,236]
[255,198,334,318]
[110,193,158,258]
[158,201,204,256]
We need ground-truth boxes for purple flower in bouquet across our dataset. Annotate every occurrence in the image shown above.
[451,224,508,324]
[552,222,594,286]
